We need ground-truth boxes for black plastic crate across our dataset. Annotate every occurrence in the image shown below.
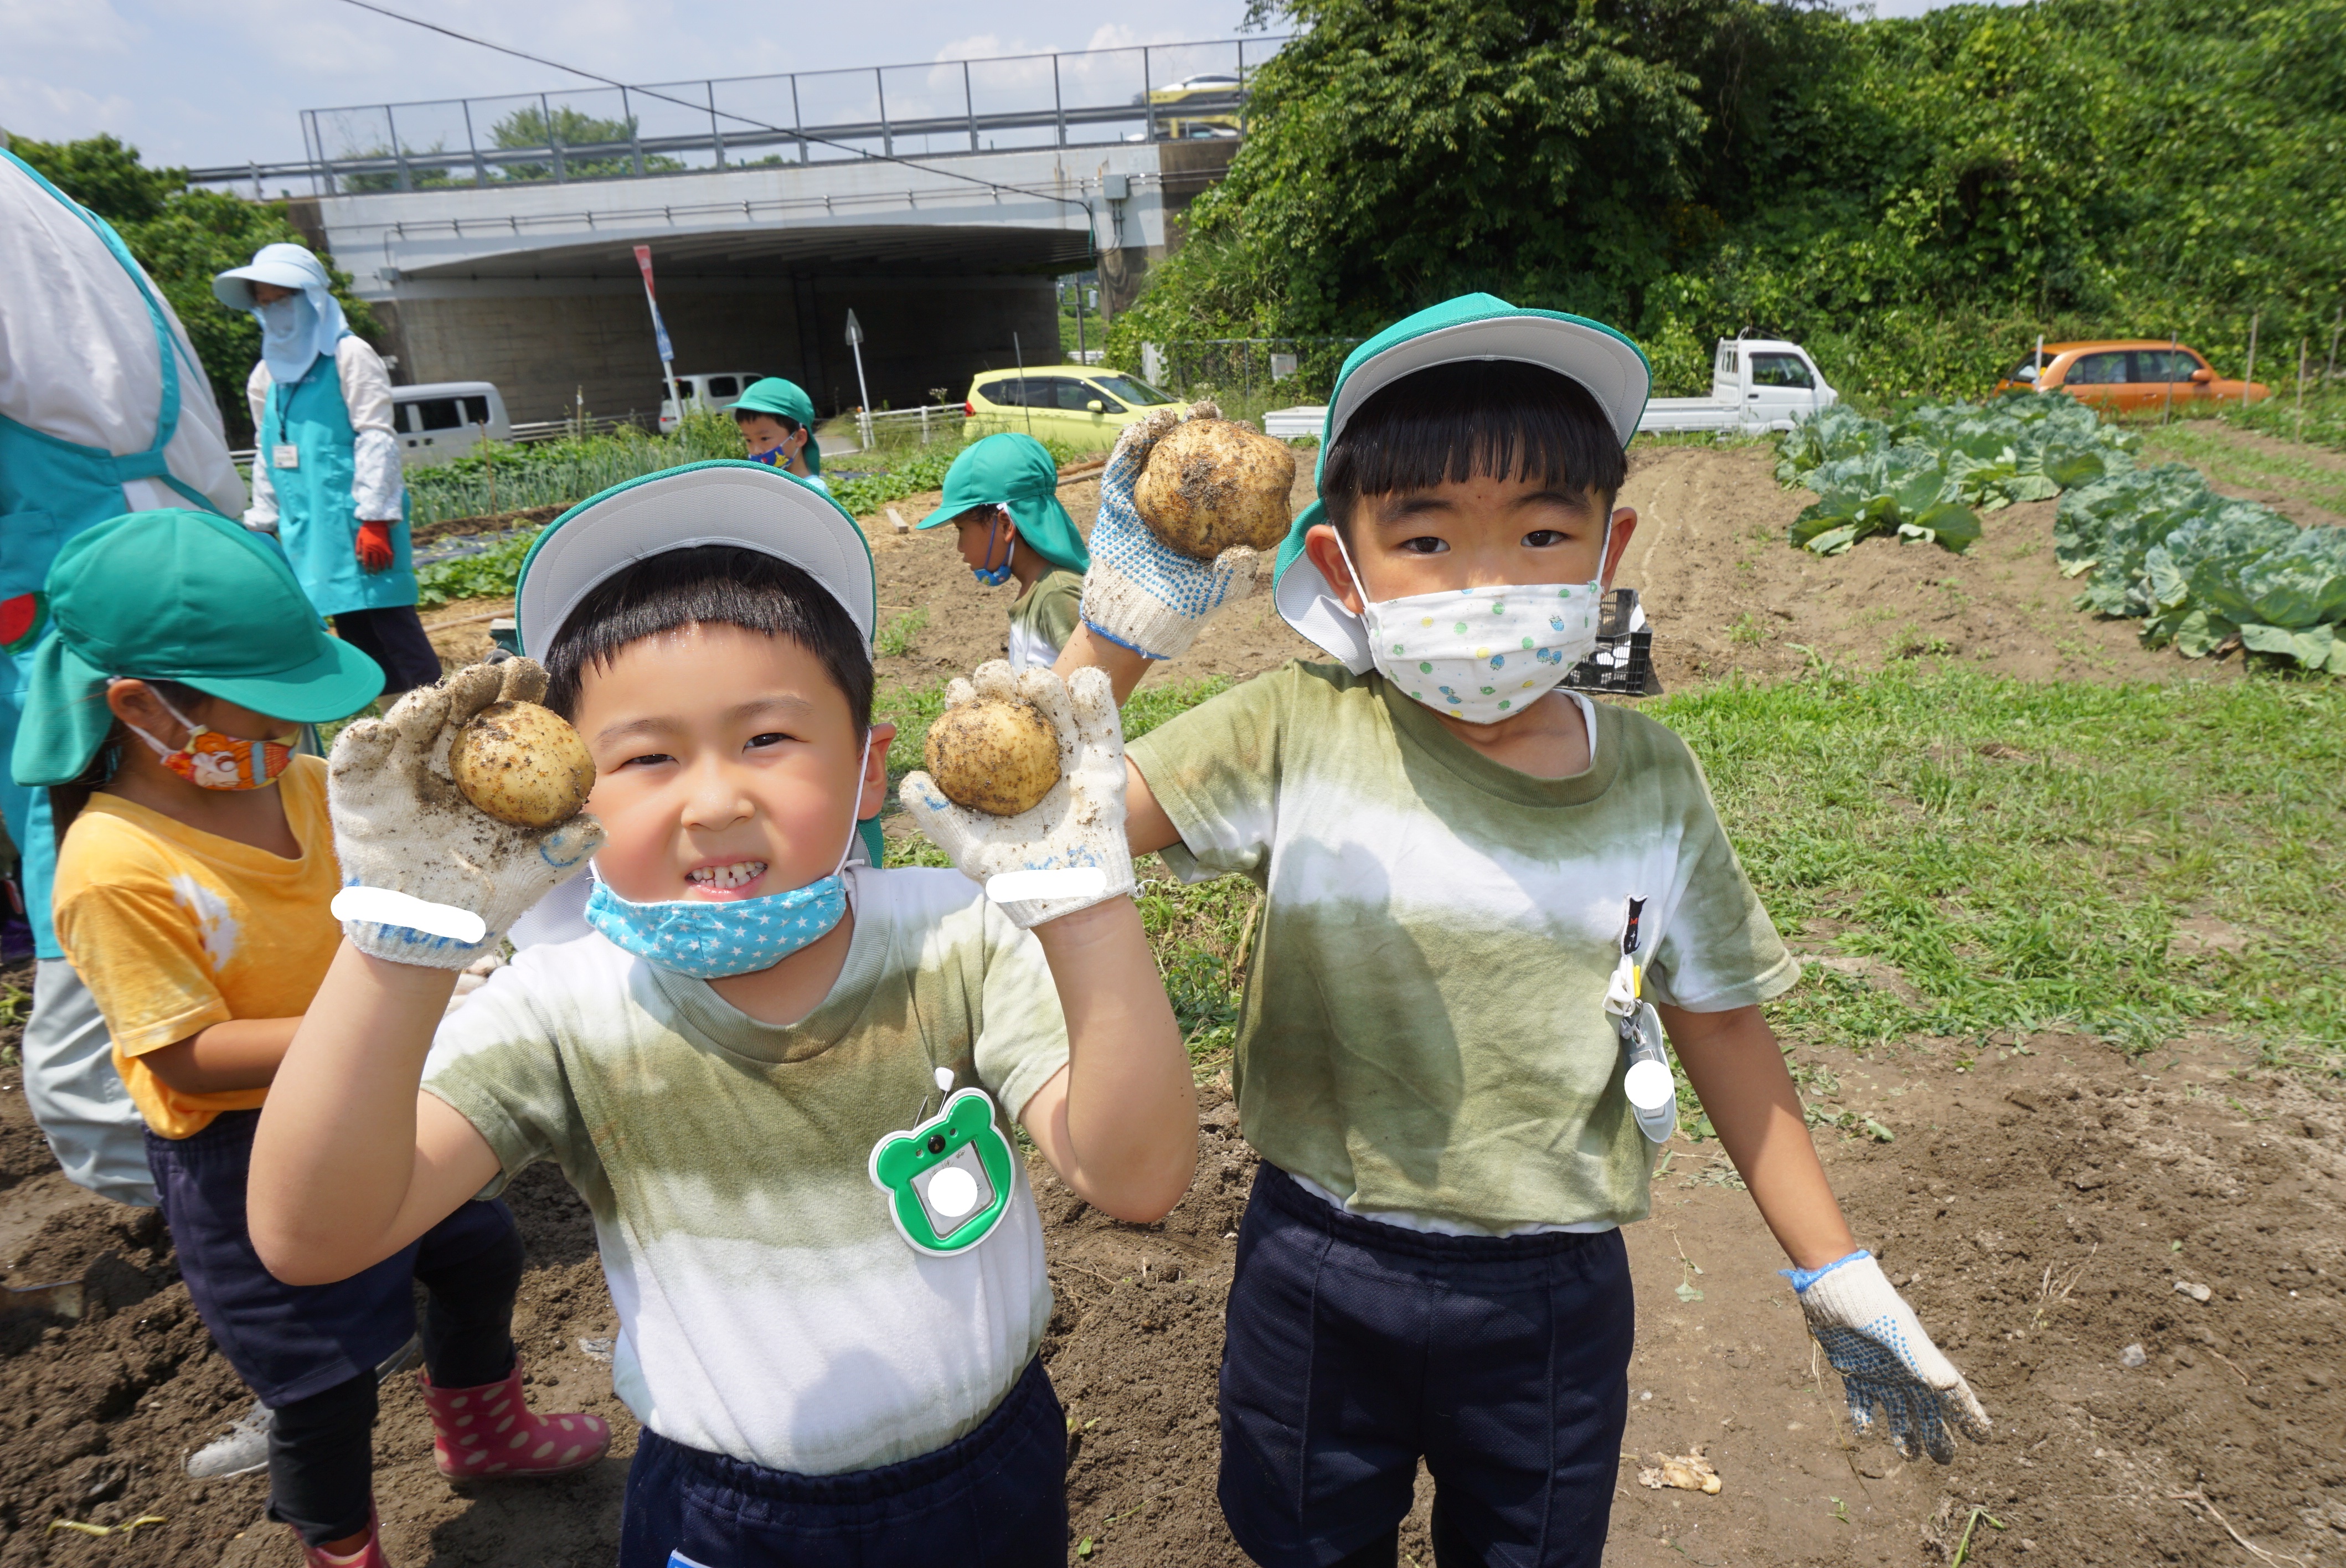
[1562,588,1659,695]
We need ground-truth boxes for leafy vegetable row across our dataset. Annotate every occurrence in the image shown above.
[1774,393,2137,556]
[2056,466,2346,674]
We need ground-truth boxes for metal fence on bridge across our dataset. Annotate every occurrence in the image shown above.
[190,38,1287,196]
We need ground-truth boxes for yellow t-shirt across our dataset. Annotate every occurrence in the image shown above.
[52,756,344,1139]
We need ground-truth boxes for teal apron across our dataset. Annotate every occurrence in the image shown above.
[261,349,417,618]
[0,149,230,960]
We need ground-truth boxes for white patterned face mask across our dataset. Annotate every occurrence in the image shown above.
[1331,529,1608,725]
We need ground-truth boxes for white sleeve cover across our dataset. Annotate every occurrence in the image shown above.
[244,362,278,528]
[338,337,404,522]
[0,158,246,519]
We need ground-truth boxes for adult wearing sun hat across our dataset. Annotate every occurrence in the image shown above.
[215,243,442,701]
[919,434,1091,668]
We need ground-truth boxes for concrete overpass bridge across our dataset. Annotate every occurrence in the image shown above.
[189,39,1278,423]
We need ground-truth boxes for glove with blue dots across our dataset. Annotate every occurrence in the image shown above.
[1080,401,1261,661]
[1788,1250,1990,1463]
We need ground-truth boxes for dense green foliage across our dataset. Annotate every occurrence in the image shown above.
[1120,0,2346,404]
[6,133,379,441]
[1775,392,2133,553]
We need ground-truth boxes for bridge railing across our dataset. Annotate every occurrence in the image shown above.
[189,37,1287,195]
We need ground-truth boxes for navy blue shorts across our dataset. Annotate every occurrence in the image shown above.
[620,1354,1068,1568]
[147,1108,520,1408]
[1219,1163,1635,1568]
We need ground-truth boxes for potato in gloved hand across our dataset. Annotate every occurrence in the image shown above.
[899,661,1133,928]
[328,659,604,969]
[1135,417,1297,560]
[450,699,596,828]
[923,694,1061,817]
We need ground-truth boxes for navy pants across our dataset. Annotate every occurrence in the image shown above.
[332,605,443,693]
[148,1110,523,1545]
[1219,1164,1635,1568]
[620,1355,1067,1568]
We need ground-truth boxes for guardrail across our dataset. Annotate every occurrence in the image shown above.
[187,37,1287,197]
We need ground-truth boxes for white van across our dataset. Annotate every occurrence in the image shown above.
[393,381,509,466]
[658,371,773,434]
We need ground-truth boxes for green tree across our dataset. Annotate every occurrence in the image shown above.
[1121,0,2346,404]
[488,105,684,182]
[8,132,381,442]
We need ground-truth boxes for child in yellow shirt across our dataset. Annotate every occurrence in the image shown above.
[16,509,606,1568]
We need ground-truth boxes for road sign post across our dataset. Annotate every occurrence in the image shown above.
[634,245,682,430]
[845,309,874,450]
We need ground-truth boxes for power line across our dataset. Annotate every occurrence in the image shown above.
[327,0,1098,226]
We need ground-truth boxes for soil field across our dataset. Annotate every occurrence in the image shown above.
[421,423,2310,695]
[5,421,2338,1565]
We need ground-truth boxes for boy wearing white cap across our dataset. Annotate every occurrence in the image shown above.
[1058,296,1989,1566]
[249,461,1196,1565]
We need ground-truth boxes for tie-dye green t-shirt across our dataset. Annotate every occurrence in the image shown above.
[420,866,1070,1476]
[1128,662,1797,1233]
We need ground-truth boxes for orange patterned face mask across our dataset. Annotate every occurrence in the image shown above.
[124,692,293,791]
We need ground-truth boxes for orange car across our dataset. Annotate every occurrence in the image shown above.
[1993,341,2269,412]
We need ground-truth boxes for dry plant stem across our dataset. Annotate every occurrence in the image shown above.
[2168,1490,2308,1568]
[2206,1347,2252,1385]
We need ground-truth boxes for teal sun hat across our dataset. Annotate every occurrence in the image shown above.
[1270,293,1652,672]
[916,433,1090,576]
[513,461,883,862]
[12,508,386,788]
[732,378,823,475]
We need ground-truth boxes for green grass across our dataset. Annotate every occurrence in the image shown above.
[1664,666,2346,1077]
[2139,414,2346,515]
[880,663,2346,1086]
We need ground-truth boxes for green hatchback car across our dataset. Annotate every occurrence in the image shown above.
[961,365,1188,450]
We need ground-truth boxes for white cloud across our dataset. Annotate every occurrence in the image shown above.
[0,0,138,52]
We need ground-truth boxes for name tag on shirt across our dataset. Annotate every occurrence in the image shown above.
[272,444,301,471]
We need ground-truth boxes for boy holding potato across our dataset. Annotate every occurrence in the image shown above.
[1056,295,1989,1567]
[249,461,1197,1566]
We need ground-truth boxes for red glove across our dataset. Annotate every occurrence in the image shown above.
[355,519,396,572]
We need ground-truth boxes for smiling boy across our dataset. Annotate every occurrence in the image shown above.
[1059,296,1989,1567]
[249,462,1193,1565]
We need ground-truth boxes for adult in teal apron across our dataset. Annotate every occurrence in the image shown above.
[220,243,440,697]
[1,148,248,1208]
[256,354,420,620]
[0,149,230,961]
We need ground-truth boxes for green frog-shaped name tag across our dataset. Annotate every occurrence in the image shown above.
[867,1084,1017,1256]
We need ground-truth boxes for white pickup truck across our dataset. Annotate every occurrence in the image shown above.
[1637,338,1837,433]
[1260,336,1835,441]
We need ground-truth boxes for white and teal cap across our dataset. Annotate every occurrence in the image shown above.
[1270,293,1651,672]
[513,460,876,657]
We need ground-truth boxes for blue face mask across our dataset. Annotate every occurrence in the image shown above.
[257,294,317,374]
[972,522,1015,587]
[584,740,869,979]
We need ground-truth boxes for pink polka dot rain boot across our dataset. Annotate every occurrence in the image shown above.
[418,1360,609,1479]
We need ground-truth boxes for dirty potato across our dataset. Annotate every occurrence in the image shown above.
[1135,418,1297,560]
[449,700,596,828]
[924,697,1061,816]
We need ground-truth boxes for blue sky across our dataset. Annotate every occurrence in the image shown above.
[0,0,2013,174]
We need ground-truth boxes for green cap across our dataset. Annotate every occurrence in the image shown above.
[916,434,1090,575]
[11,509,385,787]
[1270,292,1651,671]
[733,378,822,474]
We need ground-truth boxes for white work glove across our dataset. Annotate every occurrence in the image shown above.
[1790,1251,1991,1463]
[328,659,605,970]
[1080,399,1259,660]
[897,661,1135,928]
